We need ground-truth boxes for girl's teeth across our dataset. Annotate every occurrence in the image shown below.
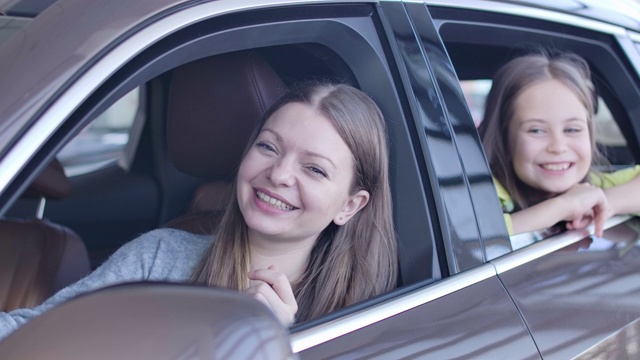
[257,191,293,210]
[543,163,570,171]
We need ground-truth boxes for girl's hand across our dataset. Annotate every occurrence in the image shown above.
[245,265,298,325]
[558,183,613,237]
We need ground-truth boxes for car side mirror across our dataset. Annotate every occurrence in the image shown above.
[0,282,296,359]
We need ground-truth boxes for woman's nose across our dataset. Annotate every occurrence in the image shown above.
[268,158,296,186]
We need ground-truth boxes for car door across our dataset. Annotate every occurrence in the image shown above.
[0,0,537,357]
[429,0,640,357]
[292,1,537,358]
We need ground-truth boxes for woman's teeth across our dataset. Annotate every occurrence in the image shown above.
[257,191,294,210]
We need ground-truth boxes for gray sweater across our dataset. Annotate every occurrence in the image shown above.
[0,228,212,340]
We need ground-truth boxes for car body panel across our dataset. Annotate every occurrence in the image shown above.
[293,264,539,359]
[493,217,640,358]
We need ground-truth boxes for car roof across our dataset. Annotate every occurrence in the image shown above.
[428,0,640,33]
[510,0,640,32]
[6,0,640,31]
[1,0,55,17]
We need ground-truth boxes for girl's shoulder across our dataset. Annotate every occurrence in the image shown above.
[492,177,515,213]
[590,165,640,188]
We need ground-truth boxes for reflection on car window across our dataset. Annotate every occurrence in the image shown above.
[58,88,142,176]
[461,79,627,163]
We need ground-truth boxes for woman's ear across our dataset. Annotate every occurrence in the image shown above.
[333,190,370,226]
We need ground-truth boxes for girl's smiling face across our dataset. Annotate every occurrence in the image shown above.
[508,79,592,195]
[236,102,368,244]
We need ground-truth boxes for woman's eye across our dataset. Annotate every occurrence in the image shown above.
[306,166,327,178]
[256,141,277,153]
[527,128,544,134]
[565,127,582,133]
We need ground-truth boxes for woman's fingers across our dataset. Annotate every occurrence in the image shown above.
[245,265,298,325]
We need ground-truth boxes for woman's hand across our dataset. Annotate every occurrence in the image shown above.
[557,183,613,237]
[245,265,298,325]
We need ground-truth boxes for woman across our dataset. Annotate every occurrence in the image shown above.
[0,82,397,338]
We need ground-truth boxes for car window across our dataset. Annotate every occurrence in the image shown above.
[434,6,640,252]
[461,79,628,165]
[56,87,144,176]
[9,2,440,330]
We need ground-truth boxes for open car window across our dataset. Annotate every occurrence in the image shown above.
[433,4,640,251]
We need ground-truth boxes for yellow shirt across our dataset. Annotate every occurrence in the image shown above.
[495,165,640,234]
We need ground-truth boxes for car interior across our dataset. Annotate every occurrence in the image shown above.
[0,42,430,321]
[0,159,90,312]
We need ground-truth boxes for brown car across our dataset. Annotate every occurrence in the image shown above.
[0,0,639,358]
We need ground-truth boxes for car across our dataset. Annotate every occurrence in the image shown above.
[0,0,639,358]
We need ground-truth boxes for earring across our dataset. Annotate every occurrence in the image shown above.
[339,217,344,221]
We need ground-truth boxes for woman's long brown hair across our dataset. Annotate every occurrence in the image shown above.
[190,82,397,323]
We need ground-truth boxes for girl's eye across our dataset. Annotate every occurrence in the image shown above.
[565,127,582,133]
[527,128,544,134]
[306,166,327,178]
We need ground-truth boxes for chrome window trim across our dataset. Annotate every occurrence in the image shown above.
[291,215,632,352]
[491,215,631,274]
[419,0,626,36]
[290,264,496,352]
[617,32,640,80]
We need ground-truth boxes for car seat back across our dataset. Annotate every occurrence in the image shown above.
[0,159,91,311]
[164,51,287,234]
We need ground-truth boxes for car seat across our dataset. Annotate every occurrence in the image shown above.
[0,159,91,311]
[164,51,287,234]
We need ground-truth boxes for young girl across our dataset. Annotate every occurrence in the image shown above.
[479,52,640,237]
[0,82,397,338]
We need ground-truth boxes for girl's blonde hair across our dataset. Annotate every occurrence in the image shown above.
[190,82,397,323]
[478,51,605,210]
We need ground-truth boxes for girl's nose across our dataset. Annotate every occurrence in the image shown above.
[546,132,568,154]
[268,158,296,187]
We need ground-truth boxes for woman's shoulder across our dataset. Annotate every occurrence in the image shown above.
[111,228,213,280]
[125,228,213,256]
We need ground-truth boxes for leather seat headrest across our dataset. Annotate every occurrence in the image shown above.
[25,159,71,200]
[167,51,287,180]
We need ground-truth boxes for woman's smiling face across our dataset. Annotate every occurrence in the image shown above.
[237,102,366,244]
[508,79,592,194]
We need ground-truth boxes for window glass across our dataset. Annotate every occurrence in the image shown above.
[57,88,142,176]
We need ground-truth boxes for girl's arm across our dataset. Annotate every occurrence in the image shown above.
[603,173,640,215]
[510,183,612,237]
